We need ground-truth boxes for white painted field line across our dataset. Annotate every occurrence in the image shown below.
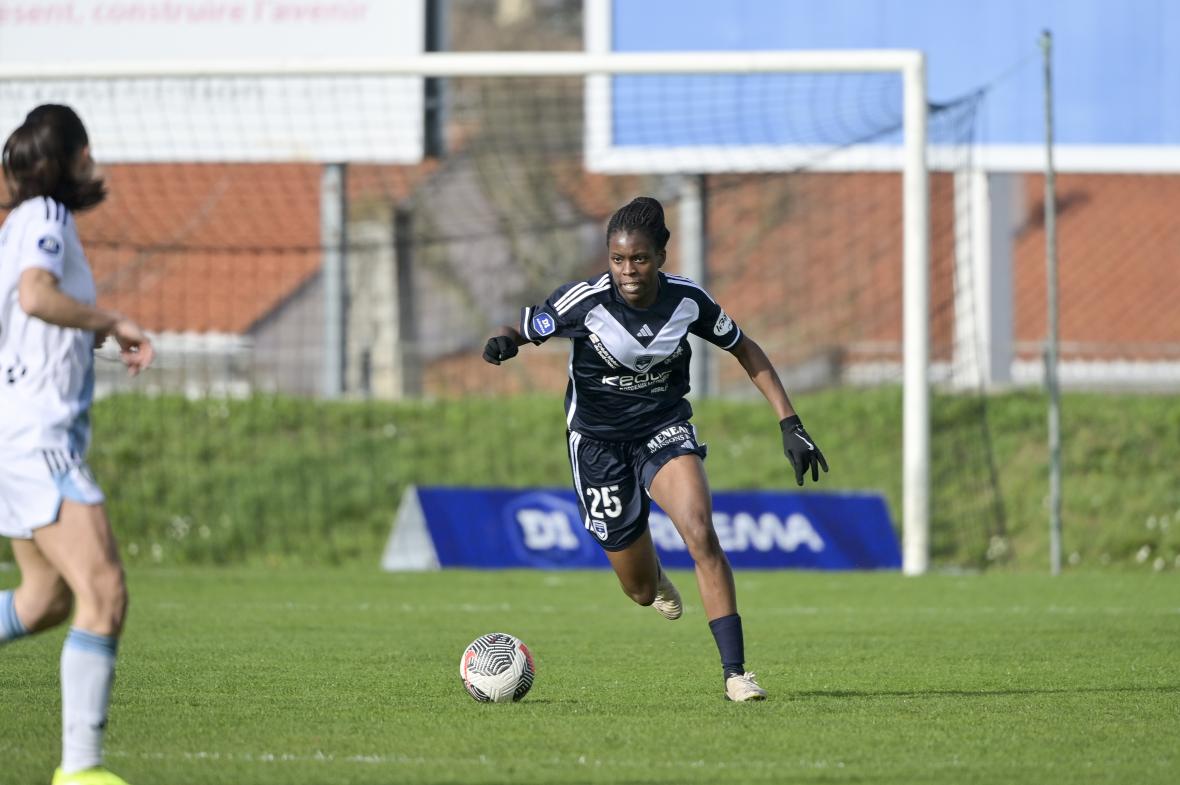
[107,749,465,766]
[105,749,848,772]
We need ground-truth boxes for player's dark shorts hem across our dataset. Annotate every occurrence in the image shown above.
[598,537,640,553]
[566,422,706,552]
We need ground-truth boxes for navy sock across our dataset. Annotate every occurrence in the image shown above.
[708,613,745,679]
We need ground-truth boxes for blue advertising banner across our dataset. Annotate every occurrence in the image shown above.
[382,486,900,571]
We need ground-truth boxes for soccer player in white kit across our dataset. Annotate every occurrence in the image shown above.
[0,105,154,785]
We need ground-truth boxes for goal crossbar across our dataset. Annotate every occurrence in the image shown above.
[0,51,921,80]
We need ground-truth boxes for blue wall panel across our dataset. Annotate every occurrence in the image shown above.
[611,0,1175,146]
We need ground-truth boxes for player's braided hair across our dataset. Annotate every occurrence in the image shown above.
[606,196,671,251]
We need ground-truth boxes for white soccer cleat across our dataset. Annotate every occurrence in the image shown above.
[651,569,683,620]
[725,671,768,702]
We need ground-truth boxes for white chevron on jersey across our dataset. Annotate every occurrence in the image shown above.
[555,274,610,315]
[583,299,699,372]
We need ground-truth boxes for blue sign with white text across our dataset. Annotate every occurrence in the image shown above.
[413,487,900,570]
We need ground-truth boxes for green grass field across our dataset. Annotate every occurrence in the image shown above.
[2,567,1177,784]
[1,388,1173,571]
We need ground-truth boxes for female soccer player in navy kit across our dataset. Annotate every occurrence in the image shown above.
[483,196,827,701]
[0,105,154,785]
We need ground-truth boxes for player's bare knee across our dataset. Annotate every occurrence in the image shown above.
[681,520,723,561]
[623,582,658,606]
[105,569,129,630]
[78,565,128,628]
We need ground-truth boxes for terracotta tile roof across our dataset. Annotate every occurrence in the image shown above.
[5,165,1177,369]
[4,162,434,335]
[435,170,1180,396]
[702,171,1180,375]
[80,164,321,334]
[702,171,914,358]
[1012,174,1180,359]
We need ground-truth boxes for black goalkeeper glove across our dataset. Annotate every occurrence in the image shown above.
[482,335,519,365]
[780,415,829,486]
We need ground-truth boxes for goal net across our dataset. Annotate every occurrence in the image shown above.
[0,54,1002,571]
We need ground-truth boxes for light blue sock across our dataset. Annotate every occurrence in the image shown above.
[61,628,118,774]
[0,590,29,644]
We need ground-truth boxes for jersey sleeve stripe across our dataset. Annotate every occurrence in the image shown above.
[553,283,589,312]
[520,306,534,341]
[38,197,69,226]
[552,274,610,312]
[556,282,610,315]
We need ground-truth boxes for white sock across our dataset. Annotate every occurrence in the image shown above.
[60,628,118,774]
[0,590,29,644]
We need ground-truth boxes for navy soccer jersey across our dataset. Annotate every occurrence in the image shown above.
[519,271,742,441]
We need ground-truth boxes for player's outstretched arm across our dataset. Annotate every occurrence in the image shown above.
[19,267,120,333]
[19,267,155,376]
[729,334,829,486]
[482,326,526,365]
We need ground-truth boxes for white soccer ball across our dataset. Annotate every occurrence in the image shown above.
[460,632,536,703]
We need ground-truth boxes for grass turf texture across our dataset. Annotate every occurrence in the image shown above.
[2,387,1175,571]
[2,567,1177,784]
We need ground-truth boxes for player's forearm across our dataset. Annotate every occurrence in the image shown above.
[19,271,118,333]
[732,336,796,420]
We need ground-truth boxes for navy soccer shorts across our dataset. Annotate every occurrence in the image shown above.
[565,421,707,552]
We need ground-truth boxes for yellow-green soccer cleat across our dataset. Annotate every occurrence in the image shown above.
[51,766,131,785]
[651,568,683,620]
[725,672,769,702]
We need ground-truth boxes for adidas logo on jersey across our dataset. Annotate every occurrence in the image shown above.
[636,324,654,338]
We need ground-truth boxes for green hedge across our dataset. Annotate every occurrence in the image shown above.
[3,388,1178,571]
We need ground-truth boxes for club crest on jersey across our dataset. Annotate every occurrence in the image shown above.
[713,310,733,336]
[531,313,556,337]
[37,236,62,255]
[634,355,654,372]
[589,519,609,540]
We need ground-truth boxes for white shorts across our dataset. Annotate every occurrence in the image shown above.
[0,449,105,539]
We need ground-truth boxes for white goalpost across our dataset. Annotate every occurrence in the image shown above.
[0,50,935,575]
